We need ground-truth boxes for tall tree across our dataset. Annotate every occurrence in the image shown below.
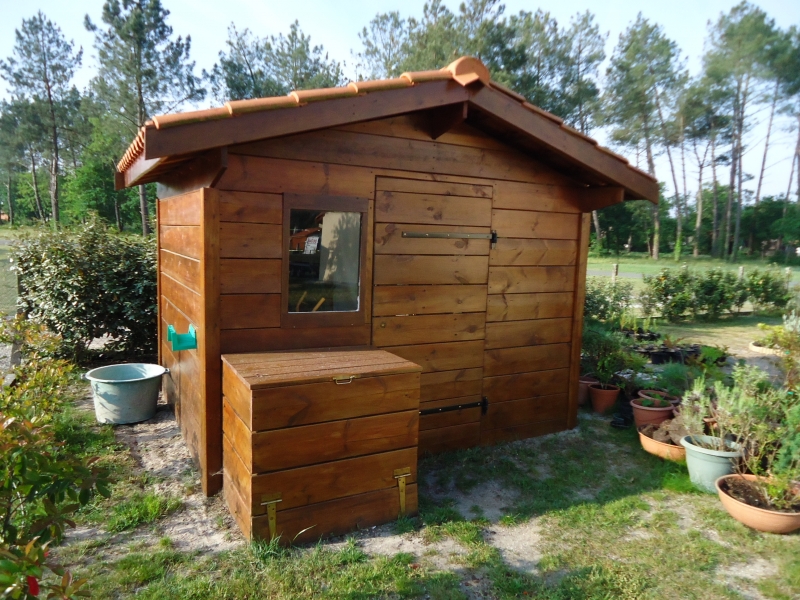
[205,21,343,102]
[704,2,778,259]
[0,102,27,226]
[0,11,82,228]
[86,0,205,236]
[604,14,683,259]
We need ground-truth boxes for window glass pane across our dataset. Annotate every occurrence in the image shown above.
[288,209,361,313]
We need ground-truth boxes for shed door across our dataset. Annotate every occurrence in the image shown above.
[481,185,582,445]
[371,177,493,454]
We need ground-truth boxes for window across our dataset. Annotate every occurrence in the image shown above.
[282,194,369,328]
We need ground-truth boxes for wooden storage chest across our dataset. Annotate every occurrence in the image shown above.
[222,349,423,543]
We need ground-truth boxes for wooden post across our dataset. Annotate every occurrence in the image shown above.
[738,266,744,280]
[611,264,618,285]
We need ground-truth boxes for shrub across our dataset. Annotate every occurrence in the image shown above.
[584,278,634,323]
[692,268,746,320]
[746,268,791,312]
[14,220,157,360]
[640,267,789,321]
[640,268,695,321]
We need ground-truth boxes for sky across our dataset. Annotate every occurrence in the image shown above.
[1,0,799,200]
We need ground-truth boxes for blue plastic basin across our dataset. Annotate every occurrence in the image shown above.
[85,363,168,424]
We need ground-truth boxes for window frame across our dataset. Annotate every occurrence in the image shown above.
[281,193,370,329]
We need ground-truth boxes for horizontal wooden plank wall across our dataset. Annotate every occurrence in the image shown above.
[209,115,588,459]
[371,176,492,454]
[214,187,373,353]
[158,188,221,495]
[482,181,581,446]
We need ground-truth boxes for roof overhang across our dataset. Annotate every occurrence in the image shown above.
[117,57,658,206]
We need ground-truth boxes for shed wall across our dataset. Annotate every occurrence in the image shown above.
[158,114,591,489]
[214,116,589,454]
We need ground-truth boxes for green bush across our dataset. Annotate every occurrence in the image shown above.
[692,268,747,320]
[640,267,789,322]
[640,268,695,322]
[0,315,111,598]
[14,220,157,359]
[746,268,791,312]
[584,278,634,323]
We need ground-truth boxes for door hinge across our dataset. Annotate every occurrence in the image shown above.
[260,493,282,540]
[393,467,411,516]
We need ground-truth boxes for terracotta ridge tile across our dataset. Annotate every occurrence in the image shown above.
[401,69,453,84]
[153,107,230,130]
[350,78,411,93]
[445,56,490,86]
[226,95,299,115]
[290,86,358,103]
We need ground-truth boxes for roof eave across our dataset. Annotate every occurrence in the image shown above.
[467,86,659,204]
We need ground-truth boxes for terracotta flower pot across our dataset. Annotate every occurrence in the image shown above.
[638,389,680,406]
[637,426,686,461]
[589,384,619,414]
[578,376,598,406]
[716,474,800,534]
[630,398,675,428]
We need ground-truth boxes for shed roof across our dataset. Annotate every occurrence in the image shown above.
[117,57,658,204]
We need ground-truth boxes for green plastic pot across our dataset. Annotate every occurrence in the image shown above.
[680,435,741,493]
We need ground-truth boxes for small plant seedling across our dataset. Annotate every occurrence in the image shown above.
[640,396,670,408]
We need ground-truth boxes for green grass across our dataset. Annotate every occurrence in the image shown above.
[54,412,799,599]
[42,289,798,598]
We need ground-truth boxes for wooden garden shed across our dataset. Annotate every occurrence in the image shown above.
[117,57,659,516]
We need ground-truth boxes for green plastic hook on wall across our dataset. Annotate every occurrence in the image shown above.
[167,324,197,351]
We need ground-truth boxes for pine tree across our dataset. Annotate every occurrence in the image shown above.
[0,11,82,228]
[86,0,204,236]
[604,14,683,260]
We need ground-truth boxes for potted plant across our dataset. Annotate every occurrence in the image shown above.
[638,413,688,461]
[589,346,642,415]
[578,374,599,406]
[661,335,685,364]
[714,368,800,533]
[679,377,742,493]
[631,393,674,428]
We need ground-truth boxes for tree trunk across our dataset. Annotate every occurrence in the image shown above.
[45,72,60,229]
[138,184,150,235]
[751,79,780,255]
[49,151,59,227]
[114,195,123,232]
[732,76,750,261]
[724,86,740,260]
[652,83,682,260]
[28,149,45,221]
[711,133,720,257]
[645,129,659,260]
[5,173,13,226]
[694,160,704,258]
[592,210,602,251]
[795,114,800,203]
[755,79,779,205]
[786,149,796,202]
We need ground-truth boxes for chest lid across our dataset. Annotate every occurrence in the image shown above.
[222,348,422,390]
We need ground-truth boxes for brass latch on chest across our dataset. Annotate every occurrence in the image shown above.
[394,467,411,517]
[260,492,282,540]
